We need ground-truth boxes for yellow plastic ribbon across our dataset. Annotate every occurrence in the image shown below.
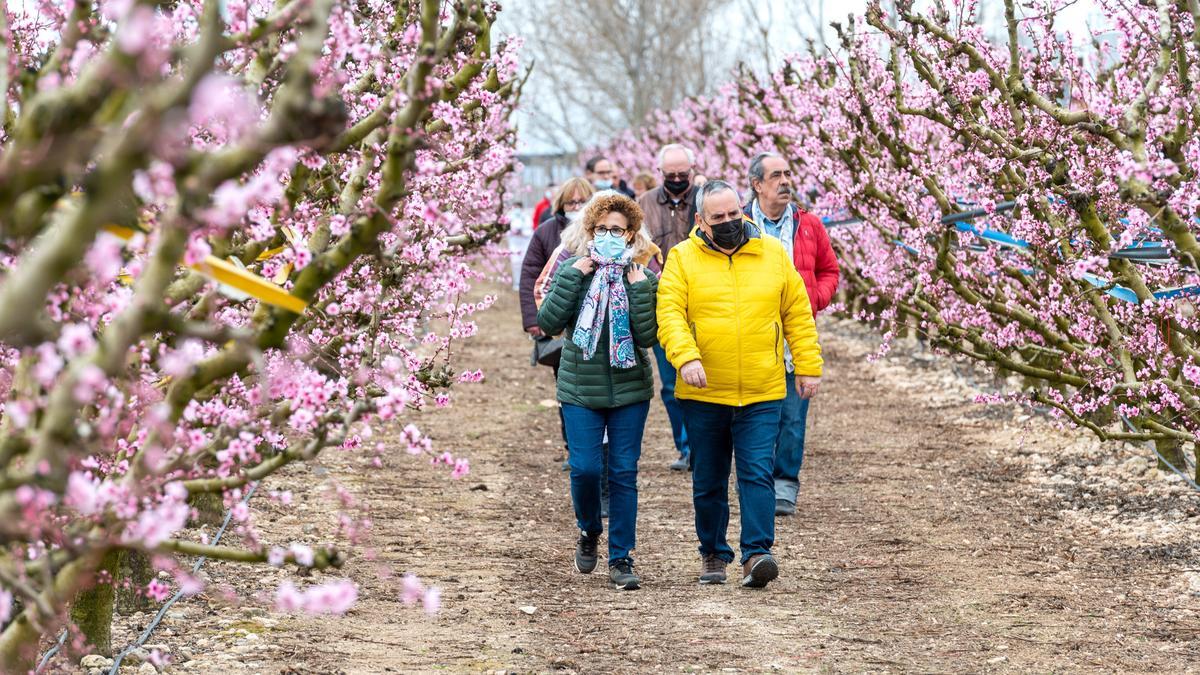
[100,224,307,314]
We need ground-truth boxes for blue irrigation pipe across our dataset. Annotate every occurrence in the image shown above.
[105,482,260,675]
[826,203,1200,303]
[34,483,261,673]
[35,629,68,673]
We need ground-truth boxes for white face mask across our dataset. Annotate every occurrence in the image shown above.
[545,190,553,200]
[564,209,581,219]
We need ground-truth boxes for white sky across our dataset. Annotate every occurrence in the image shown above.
[498,0,1104,154]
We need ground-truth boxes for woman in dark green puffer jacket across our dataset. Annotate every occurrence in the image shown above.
[537,192,658,591]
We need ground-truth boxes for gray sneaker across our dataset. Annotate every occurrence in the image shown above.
[574,532,599,574]
[669,456,689,471]
[699,554,728,584]
[740,554,779,589]
[775,499,796,517]
[609,559,640,590]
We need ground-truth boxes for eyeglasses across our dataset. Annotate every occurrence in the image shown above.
[661,170,692,181]
[562,199,588,209]
[594,226,628,236]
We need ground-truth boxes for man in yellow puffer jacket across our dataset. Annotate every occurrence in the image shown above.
[657,180,823,590]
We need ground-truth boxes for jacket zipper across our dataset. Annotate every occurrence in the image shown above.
[730,255,743,406]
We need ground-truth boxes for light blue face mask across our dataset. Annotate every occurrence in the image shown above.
[593,231,629,259]
[593,179,614,190]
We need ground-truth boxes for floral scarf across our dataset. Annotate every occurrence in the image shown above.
[572,243,636,368]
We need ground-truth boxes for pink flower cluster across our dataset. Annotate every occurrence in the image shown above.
[275,579,358,615]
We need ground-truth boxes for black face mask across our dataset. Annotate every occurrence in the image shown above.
[709,218,747,250]
[663,178,691,195]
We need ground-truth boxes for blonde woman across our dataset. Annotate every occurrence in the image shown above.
[537,192,659,590]
[534,191,662,310]
[520,177,596,335]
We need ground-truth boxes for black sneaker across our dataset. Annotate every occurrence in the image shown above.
[609,559,640,590]
[775,499,796,517]
[574,532,599,574]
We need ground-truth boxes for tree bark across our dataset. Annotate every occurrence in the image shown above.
[1154,437,1188,475]
[116,550,154,614]
[69,549,122,656]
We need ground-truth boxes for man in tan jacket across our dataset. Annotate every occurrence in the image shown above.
[637,144,701,472]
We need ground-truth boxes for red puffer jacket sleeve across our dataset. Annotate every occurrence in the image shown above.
[800,211,840,314]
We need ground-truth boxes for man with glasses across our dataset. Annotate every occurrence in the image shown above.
[637,144,701,471]
[657,180,823,588]
[744,152,840,517]
[585,155,636,199]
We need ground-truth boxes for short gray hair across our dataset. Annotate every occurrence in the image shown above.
[657,144,696,169]
[694,179,739,216]
[748,151,784,188]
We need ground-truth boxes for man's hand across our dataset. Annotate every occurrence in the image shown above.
[572,258,595,274]
[796,375,821,399]
[681,360,707,388]
[526,326,545,338]
[626,264,647,283]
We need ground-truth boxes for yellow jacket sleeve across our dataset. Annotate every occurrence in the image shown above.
[656,248,702,369]
[779,244,824,377]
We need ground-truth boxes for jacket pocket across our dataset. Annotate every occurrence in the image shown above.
[773,322,781,364]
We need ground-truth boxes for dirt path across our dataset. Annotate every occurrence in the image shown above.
[108,283,1200,674]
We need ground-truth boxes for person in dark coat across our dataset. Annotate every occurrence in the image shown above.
[520,177,597,476]
[521,177,596,334]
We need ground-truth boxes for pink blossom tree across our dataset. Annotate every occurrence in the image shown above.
[600,0,1200,475]
[0,0,521,669]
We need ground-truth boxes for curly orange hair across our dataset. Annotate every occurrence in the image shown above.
[582,192,644,235]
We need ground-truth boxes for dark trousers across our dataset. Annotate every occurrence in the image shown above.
[681,398,782,564]
[774,374,810,504]
[561,401,649,564]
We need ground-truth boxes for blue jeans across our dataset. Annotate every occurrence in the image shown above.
[561,401,649,564]
[652,345,691,459]
[680,399,782,564]
[774,375,810,505]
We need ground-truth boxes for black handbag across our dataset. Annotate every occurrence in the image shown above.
[531,335,563,368]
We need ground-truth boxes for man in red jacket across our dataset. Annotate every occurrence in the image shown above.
[744,152,839,516]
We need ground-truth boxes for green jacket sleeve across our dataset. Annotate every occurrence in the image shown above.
[537,259,585,336]
[627,268,659,349]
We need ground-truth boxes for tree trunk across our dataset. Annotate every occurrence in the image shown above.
[188,490,225,526]
[116,550,154,614]
[69,549,121,656]
[1154,437,1187,475]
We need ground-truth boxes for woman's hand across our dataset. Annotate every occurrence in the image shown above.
[572,258,595,275]
[626,264,647,283]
